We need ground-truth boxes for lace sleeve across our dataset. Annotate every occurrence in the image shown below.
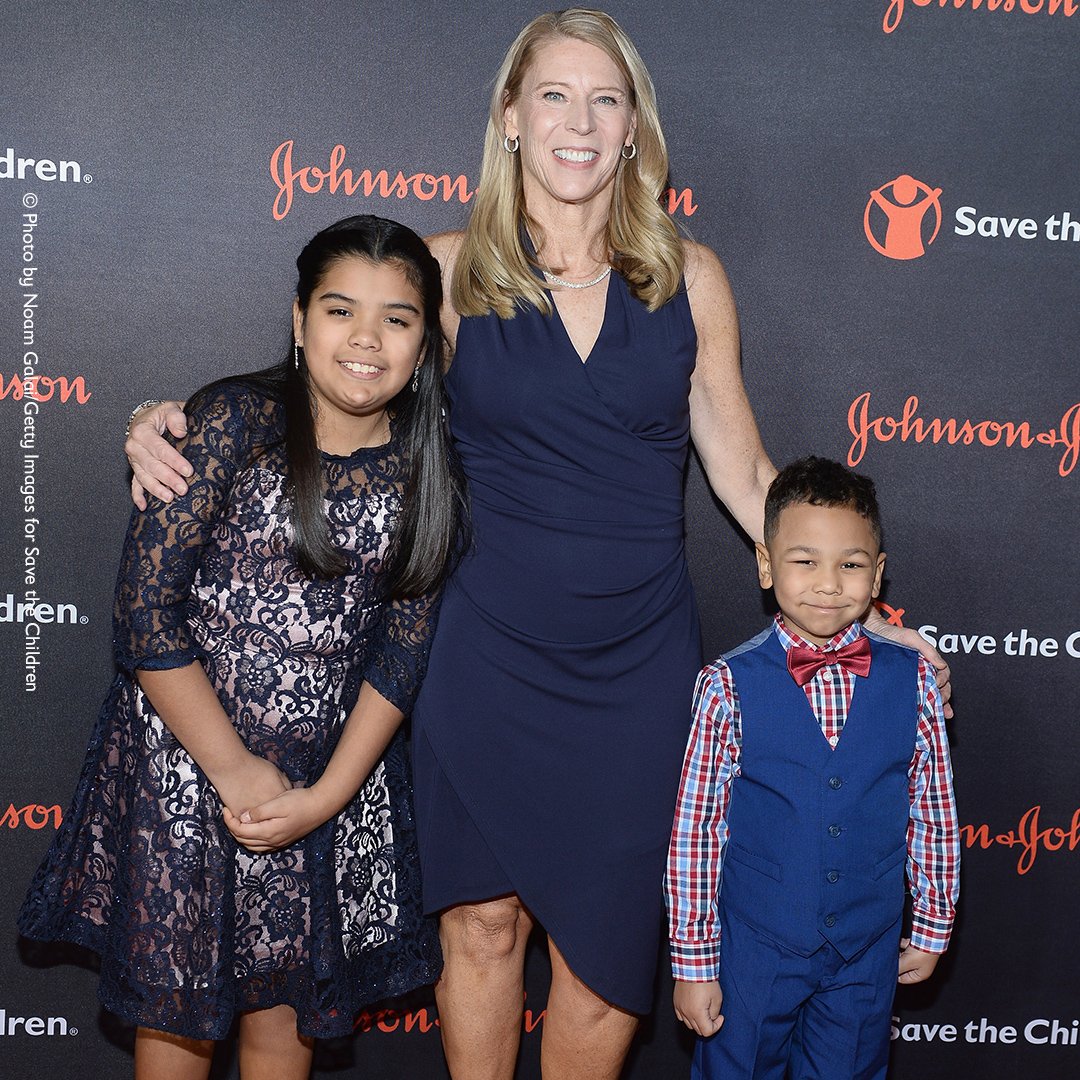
[362,589,443,716]
[112,383,273,673]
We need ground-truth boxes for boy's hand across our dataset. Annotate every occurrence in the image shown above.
[897,940,941,984]
[673,979,725,1036]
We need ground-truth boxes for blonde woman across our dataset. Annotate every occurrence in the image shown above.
[127,11,948,1079]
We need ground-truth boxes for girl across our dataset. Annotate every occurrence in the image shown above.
[19,215,466,1080]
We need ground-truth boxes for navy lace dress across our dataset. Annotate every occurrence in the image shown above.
[19,382,441,1039]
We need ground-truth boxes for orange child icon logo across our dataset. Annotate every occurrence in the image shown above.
[864,174,943,260]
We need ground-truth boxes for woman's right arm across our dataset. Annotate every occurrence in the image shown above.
[125,400,192,508]
[424,230,464,356]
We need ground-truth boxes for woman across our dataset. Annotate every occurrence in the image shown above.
[127,11,949,1080]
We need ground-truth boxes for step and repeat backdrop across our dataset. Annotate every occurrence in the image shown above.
[1,2,1077,1077]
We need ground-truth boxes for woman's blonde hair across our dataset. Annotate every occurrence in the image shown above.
[452,8,684,318]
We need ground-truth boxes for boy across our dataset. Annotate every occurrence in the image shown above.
[665,457,959,1080]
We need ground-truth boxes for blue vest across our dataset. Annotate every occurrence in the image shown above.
[721,627,918,960]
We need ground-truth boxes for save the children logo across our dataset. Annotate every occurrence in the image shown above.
[864,175,943,260]
[0,148,92,185]
[0,1007,78,1037]
[864,172,1080,256]
[269,141,697,221]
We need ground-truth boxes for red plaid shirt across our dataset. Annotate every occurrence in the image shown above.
[665,615,959,982]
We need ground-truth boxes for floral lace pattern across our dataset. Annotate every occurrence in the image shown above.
[19,383,441,1038]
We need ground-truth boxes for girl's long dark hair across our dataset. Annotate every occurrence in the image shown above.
[191,215,467,597]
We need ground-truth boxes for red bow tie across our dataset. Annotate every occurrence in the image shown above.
[787,635,872,687]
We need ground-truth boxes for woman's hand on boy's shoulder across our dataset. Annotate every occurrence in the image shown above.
[863,608,953,718]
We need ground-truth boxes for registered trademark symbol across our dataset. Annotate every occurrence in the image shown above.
[80,615,89,624]
[84,174,93,183]
[70,1027,79,1035]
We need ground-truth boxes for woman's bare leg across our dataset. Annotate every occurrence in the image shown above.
[237,1004,314,1080]
[540,938,639,1080]
[436,894,535,1080]
[134,1027,214,1080]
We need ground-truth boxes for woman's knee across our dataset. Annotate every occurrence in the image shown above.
[548,940,636,1028]
[440,896,529,964]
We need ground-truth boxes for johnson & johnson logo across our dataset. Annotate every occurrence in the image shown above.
[0,375,91,405]
[1,803,62,830]
[270,141,697,221]
[355,994,547,1036]
[883,0,1078,35]
[961,806,1080,875]
[847,393,1080,477]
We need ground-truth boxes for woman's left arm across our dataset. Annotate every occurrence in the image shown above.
[684,240,776,543]
[682,242,952,712]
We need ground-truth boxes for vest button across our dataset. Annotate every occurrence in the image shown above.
[827,870,840,883]
[828,824,842,837]
[829,776,843,789]
[824,914,837,928]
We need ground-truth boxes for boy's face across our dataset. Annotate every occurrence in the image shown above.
[755,502,886,647]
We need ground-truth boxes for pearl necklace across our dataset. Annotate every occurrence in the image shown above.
[542,265,612,290]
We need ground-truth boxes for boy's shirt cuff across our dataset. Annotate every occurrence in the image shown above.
[670,938,722,982]
[910,909,953,953]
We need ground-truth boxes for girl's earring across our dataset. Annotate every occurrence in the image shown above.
[411,363,420,393]
[293,342,302,370]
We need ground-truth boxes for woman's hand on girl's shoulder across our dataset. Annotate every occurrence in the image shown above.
[126,400,191,508]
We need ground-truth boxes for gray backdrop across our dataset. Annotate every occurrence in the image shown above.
[2,2,1078,1077]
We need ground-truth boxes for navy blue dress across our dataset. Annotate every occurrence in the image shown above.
[412,272,703,1013]
[19,383,441,1039]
